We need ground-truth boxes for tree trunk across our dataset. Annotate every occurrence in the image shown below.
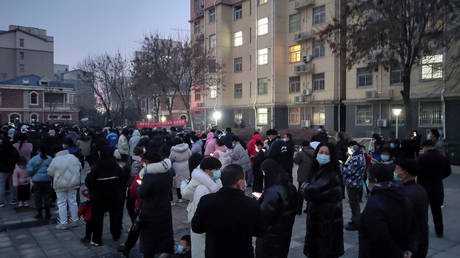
[187,107,194,131]
[402,68,413,137]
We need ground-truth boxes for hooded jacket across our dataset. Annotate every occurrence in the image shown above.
[293,146,316,183]
[341,149,366,188]
[27,153,52,182]
[47,150,82,192]
[170,143,192,186]
[204,133,216,157]
[191,139,203,155]
[117,134,129,155]
[247,134,263,162]
[129,130,141,156]
[231,142,251,172]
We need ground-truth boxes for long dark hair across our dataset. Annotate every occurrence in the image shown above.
[18,133,28,150]
[38,144,48,160]
[314,142,339,169]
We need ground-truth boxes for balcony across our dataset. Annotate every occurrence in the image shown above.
[195,33,204,41]
[294,63,314,74]
[365,89,394,100]
[295,31,313,42]
[295,0,315,10]
[195,9,204,18]
[44,102,72,111]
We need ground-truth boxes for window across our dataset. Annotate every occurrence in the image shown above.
[390,66,403,84]
[312,73,325,91]
[209,86,217,98]
[257,108,268,125]
[68,94,75,104]
[209,8,216,23]
[234,5,242,20]
[9,113,21,123]
[258,0,268,5]
[48,114,59,120]
[357,68,373,87]
[19,64,25,73]
[289,108,301,125]
[194,21,200,34]
[61,115,72,120]
[421,54,443,80]
[234,83,243,98]
[19,38,24,47]
[233,31,243,47]
[312,40,325,58]
[257,78,268,95]
[312,107,325,125]
[19,52,24,60]
[390,104,405,125]
[289,14,301,33]
[419,102,442,126]
[257,17,269,36]
[208,60,216,73]
[258,48,268,65]
[209,34,216,49]
[29,92,38,105]
[356,105,373,125]
[313,5,326,25]
[195,89,201,101]
[194,0,200,11]
[30,113,38,122]
[234,57,243,72]
[289,76,300,93]
[234,111,243,126]
[289,45,301,63]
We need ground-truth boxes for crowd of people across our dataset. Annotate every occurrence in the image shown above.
[0,122,452,258]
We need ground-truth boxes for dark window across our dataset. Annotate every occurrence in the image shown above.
[208,60,216,73]
[194,0,200,11]
[19,64,25,73]
[234,5,243,20]
[209,8,216,23]
[194,21,200,34]
[195,89,201,101]
[234,83,243,98]
[234,57,243,72]
[289,14,301,33]
[357,68,373,87]
[19,38,24,47]
[19,52,24,60]
[312,73,325,91]
[313,5,326,25]
[312,40,325,58]
[390,66,403,84]
[289,76,300,93]
[257,78,268,95]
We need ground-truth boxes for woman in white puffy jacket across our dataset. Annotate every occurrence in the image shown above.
[180,157,222,258]
[170,138,192,203]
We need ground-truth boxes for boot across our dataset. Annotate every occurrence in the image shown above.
[35,209,43,220]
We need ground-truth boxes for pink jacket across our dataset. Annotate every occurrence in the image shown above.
[13,142,33,161]
[204,132,216,157]
[212,145,227,159]
[13,165,30,186]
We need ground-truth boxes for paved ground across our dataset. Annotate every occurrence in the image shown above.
[0,166,459,258]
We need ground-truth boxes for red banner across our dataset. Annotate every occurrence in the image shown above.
[136,119,187,128]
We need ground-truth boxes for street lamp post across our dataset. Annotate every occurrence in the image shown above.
[212,111,222,127]
[392,108,402,139]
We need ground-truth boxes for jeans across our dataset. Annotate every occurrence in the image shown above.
[56,189,79,224]
[0,172,15,204]
[33,181,52,216]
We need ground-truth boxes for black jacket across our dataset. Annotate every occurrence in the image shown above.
[417,149,451,206]
[403,180,429,258]
[359,182,417,258]
[192,187,264,258]
[268,139,294,181]
[256,159,297,258]
[85,158,128,203]
[0,142,19,173]
[302,162,344,258]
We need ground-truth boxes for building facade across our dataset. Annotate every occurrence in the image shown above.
[0,25,54,81]
[0,75,79,124]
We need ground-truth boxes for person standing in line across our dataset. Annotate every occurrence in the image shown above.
[340,141,366,231]
[293,140,316,215]
[13,133,33,160]
[230,136,252,187]
[256,159,297,258]
[359,163,416,258]
[129,130,141,156]
[417,140,451,237]
[301,142,344,258]
[394,158,429,258]
[252,141,266,193]
[427,129,446,156]
[27,145,52,219]
[170,138,192,203]
[12,157,31,207]
[0,134,20,207]
[192,164,264,258]
[106,129,119,149]
[117,128,130,162]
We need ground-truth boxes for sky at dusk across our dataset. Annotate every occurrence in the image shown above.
[1,0,190,68]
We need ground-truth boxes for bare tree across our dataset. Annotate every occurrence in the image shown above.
[320,0,459,131]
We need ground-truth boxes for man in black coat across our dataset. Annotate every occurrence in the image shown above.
[359,163,417,258]
[192,164,265,258]
[267,132,294,183]
[394,158,429,258]
[417,140,451,237]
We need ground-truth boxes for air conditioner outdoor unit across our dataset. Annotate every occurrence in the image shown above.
[303,88,312,96]
[303,55,312,63]
[377,119,388,128]
[301,120,311,127]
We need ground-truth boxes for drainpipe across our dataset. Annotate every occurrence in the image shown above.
[270,0,275,129]
[337,0,341,132]
[441,10,447,139]
[253,0,259,130]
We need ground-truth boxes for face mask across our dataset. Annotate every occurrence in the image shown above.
[381,154,390,161]
[316,154,330,165]
[176,245,185,254]
[213,170,221,180]
[393,172,401,182]
[390,143,396,149]
[366,179,373,191]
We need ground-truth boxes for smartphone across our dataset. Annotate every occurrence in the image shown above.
[252,192,262,199]
[136,179,142,185]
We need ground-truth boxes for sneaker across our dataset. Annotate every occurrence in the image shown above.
[23,201,29,207]
[17,201,23,208]
[170,201,176,206]
[10,200,17,205]
[176,199,185,204]
[69,220,79,228]
[80,238,91,244]
[0,203,5,208]
[56,223,69,230]
[345,223,359,231]
[90,241,101,247]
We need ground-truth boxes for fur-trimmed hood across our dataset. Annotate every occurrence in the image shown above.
[139,158,172,179]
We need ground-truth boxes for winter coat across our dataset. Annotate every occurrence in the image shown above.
[359,182,417,258]
[293,146,316,183]
[0,143,20,173]
[403,180,429,258]
[13,142,33,160]
[78,201,92,221]
[191,139,203,155]
[230,142,251,172]
[188,153,203,175]
[181,167,222,258]
[117,134,129,155]
[136,159,175,255]
[47,150,82,192]
[192,187,265,258]
[301,162,344,258]
[170,143,192,188]
[252,150,266,193]
[130,155,143,177]
[268,139,294,180]
[256,159,297,258]
[129,130,141,156]
[13,165,30,186]
[247,134,263,164]
[214,147,232,168]
[204,133,216,157]
[106,132,118,148]
[417,149,451,207]
[221,132,234,149]
[77,139,92,157]
[341,150,366,189]
[27,153,52,182]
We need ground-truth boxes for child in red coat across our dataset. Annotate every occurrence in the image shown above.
[78,189,93,243]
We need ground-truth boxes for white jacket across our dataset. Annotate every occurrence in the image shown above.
[117,134,129,155]
[47,150,82,192]
[139,158,172,179]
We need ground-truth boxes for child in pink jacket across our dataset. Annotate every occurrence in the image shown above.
[13,157,31,207]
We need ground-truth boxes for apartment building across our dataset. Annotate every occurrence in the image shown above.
[0,25,54,81]
[190,0,460,147]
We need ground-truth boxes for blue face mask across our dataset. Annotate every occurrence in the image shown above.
[381,154,390,161]
[366,179,373,191]
[393,172,401,182]
[390,143,396,149]
[316,154,330,165]
[213,170,221,180]
[176,245,185,254]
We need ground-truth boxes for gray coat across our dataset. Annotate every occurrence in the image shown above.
[293,147,316,183]
[230,142,251,172]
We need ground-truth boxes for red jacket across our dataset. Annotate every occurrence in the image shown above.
[78,201,91,221]
[247,134,263,166]
[130,173,143,210]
